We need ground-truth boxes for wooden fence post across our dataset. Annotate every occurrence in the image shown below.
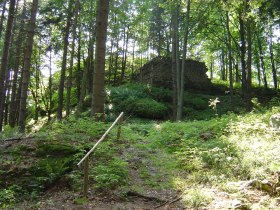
[83,156,89,198]
[77,112,124,198]
[117,114,123,140]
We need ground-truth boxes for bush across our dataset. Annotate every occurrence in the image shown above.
[133,98,168,119]
[144,85,172,102]
[94,158,128,190]
[191,97,209,110]
[107,84,169,119]
[0,189,16,208]
[108,84,149,114]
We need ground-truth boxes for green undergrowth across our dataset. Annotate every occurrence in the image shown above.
[0,116,130,207]
[1,102,280,209]
[107,83,250,121]
[147,107,280,208]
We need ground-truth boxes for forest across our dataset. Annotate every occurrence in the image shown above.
[0,0,280,209]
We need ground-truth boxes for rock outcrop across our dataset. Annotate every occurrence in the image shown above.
[134,56,211,90]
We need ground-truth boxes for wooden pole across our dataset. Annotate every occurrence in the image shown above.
[83,156,89,198]
[77,112,124,198]
[77,112,124,166]
[117,114,123,140]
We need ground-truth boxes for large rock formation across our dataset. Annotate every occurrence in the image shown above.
[135,56,211,90]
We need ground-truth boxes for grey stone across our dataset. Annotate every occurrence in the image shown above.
[134,56,211,91]
[270,113,280,130]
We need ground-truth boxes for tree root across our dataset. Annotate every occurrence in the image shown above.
[126,191,165,203]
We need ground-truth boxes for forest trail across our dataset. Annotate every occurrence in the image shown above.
[11,138,271,210]
[32,137,186,209]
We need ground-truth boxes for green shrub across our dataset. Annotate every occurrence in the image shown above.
[0,125,20,140]
[191,97,209,110]
[269,97,280,107]
[0,189,16,208]
[108,85,149,114]
[133,98,168,119]
[107,84,169,119]
[94,158,128,190]
[144,85,172,102]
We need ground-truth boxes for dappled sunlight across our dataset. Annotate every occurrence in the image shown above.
[27,116,50,133]
[154,123,161,130]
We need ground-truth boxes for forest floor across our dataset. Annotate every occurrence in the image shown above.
[1,110,280,209]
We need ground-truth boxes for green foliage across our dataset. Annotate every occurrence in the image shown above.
[144,85,172,102]
[268,97,280,107]
[36,144,77,157]
[108,84,169,119]
[183,188,211,208]
[93,158,128,190]
[30,158,71,191]
[0,188,16,208]
[133,98,168,119]
[37,116,106,142]
[0,125,21,140]
[189,97,209,110]
[148,114,252,183]
[73,197,88,205]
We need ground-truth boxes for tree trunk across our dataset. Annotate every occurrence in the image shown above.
[131,40,135,80]
[78,30,94,114]
[57,0,73,120]
[0,0,7,39]
[18,0,38,132]
[235,57,240,83]
[4,72,11,125]
[66,0,80,117]
[239,13,247,97]
[76,25,82,104]
[9,0,26,127]
[245,15,252,111]
[48,46,52,121]
[91,0,110,118]
[269,25,277,90]
[177,0,190,120]
[255,49,261,86]
[221,49,226,80]
[107,40,114,84]
[34,58,40,121]
[226,11,233,96]
[175,4,180,121]
[257,32,268,89]
[171,1,178,121]
[0,0,16,131]
[113,41,119,85]
[210,59,214,79]
[120,26,129,84]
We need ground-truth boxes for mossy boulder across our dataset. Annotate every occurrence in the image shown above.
[133,98,168,119]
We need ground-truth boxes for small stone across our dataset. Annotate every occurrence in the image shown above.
[232,199,250,210]
[275,197,280,204]
[270,113,280,130]
[260,180,274,193]
[276,187,280,195]
[248,179,275,194]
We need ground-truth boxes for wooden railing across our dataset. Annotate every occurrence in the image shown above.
[77,112,124,197]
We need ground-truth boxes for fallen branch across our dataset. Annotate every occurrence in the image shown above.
[1,135,34,142]
[155,196,182,208]
[126,191,165,203]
